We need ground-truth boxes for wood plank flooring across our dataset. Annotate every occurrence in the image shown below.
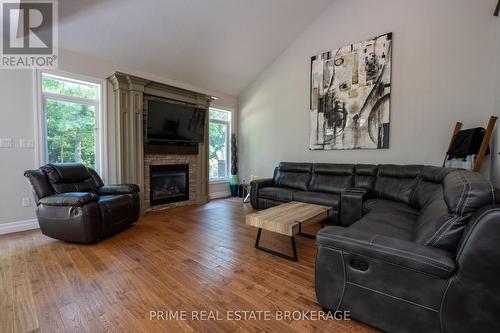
[0,198,379,333]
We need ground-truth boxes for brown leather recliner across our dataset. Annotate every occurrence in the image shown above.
[24,163,140,243]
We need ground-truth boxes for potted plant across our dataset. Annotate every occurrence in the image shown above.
[229,133,239,196]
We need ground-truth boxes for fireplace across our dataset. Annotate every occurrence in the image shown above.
[150,164,189,206]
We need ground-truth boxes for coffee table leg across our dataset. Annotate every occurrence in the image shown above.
[297,223,317,239]
[254,228,298,262]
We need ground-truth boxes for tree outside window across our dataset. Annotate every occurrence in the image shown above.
[41,73,100,169]
[209,109,231,181]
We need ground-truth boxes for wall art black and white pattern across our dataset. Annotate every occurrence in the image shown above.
[310,33,392,150]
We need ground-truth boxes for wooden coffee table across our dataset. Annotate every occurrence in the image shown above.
[245,201,332,261]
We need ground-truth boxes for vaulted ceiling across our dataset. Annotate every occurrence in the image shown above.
[58,0,333,97]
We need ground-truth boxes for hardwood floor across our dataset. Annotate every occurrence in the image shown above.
[0,198,378,333]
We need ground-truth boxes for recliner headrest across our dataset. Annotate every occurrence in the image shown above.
[42,163,91,183]
[278,162,312,173]
[378,164,423,178]
[313,163,354,176]
[355,164,378,176]
[444,170,495,215]
[421,166,456,184]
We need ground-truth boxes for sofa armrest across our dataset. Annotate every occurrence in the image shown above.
[39,192,99,207]
[250,178,274,208]
[317,226,455,278]
[98,184,140,195]
[340,187,367,226]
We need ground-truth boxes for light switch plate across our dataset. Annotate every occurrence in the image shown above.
[0,138,13,148]
[19,139,34,148]
[22,197,31,207]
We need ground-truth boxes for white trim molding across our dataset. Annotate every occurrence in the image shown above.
[0,219,39,235]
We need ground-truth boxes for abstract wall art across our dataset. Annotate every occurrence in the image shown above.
[310,33,392,150]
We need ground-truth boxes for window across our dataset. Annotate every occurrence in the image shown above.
[209,108,231,181]
[39,72,101,170]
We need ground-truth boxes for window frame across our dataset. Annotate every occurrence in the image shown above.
[34,70,107,180]
[208,108,231,183]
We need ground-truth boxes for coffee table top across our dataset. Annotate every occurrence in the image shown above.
[245,201,332,236]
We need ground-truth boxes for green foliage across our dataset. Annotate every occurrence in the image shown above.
[209,109,229,121]
[42,75,98,169]
[46,99,96,169]
[42,76,98,99]
[209,122,226,161]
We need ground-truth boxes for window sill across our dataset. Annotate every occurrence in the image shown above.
[209,179,230,185]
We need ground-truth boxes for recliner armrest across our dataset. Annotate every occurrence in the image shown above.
[344,187,368,195]
[340,188,367,226]
[317,226,455,278]
[98,184,140,195]
[250,178,275,208]
[39,192,99,207]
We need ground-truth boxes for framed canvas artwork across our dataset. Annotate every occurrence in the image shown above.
[310,33,392,150]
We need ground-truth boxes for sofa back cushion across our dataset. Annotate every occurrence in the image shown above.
[354,164,378,192]
[41,163,101,193]
[308,164,354,194]
[411,166,456,209]
[274,162,312,191]
[414,169,495,252]
[374,165,423,204]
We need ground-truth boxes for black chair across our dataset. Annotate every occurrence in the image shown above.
[24,163,140,243]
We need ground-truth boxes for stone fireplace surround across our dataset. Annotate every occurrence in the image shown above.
[108,72,212,213]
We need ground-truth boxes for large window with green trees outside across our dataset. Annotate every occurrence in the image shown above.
[209,108,231,181]
[41,73,101,170]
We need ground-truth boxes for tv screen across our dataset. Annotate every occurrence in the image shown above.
[146,98,205,143]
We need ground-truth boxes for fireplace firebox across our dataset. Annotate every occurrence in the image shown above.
[150,164,189,206]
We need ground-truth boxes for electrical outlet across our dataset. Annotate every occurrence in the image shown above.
[19,139,34,148]
[0,138,13,148]
[22,197,31,207]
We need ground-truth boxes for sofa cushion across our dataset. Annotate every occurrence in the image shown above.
[43,163,91,183]
[363,199,419,216]
[259,187,296,202]
[292,191,340,208]
[274,162,312,191]
[412,193,468,251]
[374,165,422,204]
[354,164,378,192]
[351,205,419,241]
[349,217,415,242]
[308,164,354,194]
[411,166,456,209]
[41,163,100,194]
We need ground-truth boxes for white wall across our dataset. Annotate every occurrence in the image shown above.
[0,49,237,230]
[492,20,500,185]
[238,0,500,185]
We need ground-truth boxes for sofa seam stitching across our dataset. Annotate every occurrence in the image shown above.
[336,251,347,311]
[321,236,453,269]
[439,278,453,333]
[346,281,439,312]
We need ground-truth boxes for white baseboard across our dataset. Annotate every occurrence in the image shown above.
[209,190,231,200]
[0,219,39,235]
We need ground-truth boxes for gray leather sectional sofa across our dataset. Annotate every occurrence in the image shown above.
[250,162,499,333]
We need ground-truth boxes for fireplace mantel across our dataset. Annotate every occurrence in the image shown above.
[108,72,212,213]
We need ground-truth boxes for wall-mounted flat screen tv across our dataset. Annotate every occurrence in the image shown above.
[146,98,205,144]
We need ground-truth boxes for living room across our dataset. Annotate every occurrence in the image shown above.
[1,0,500,332]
